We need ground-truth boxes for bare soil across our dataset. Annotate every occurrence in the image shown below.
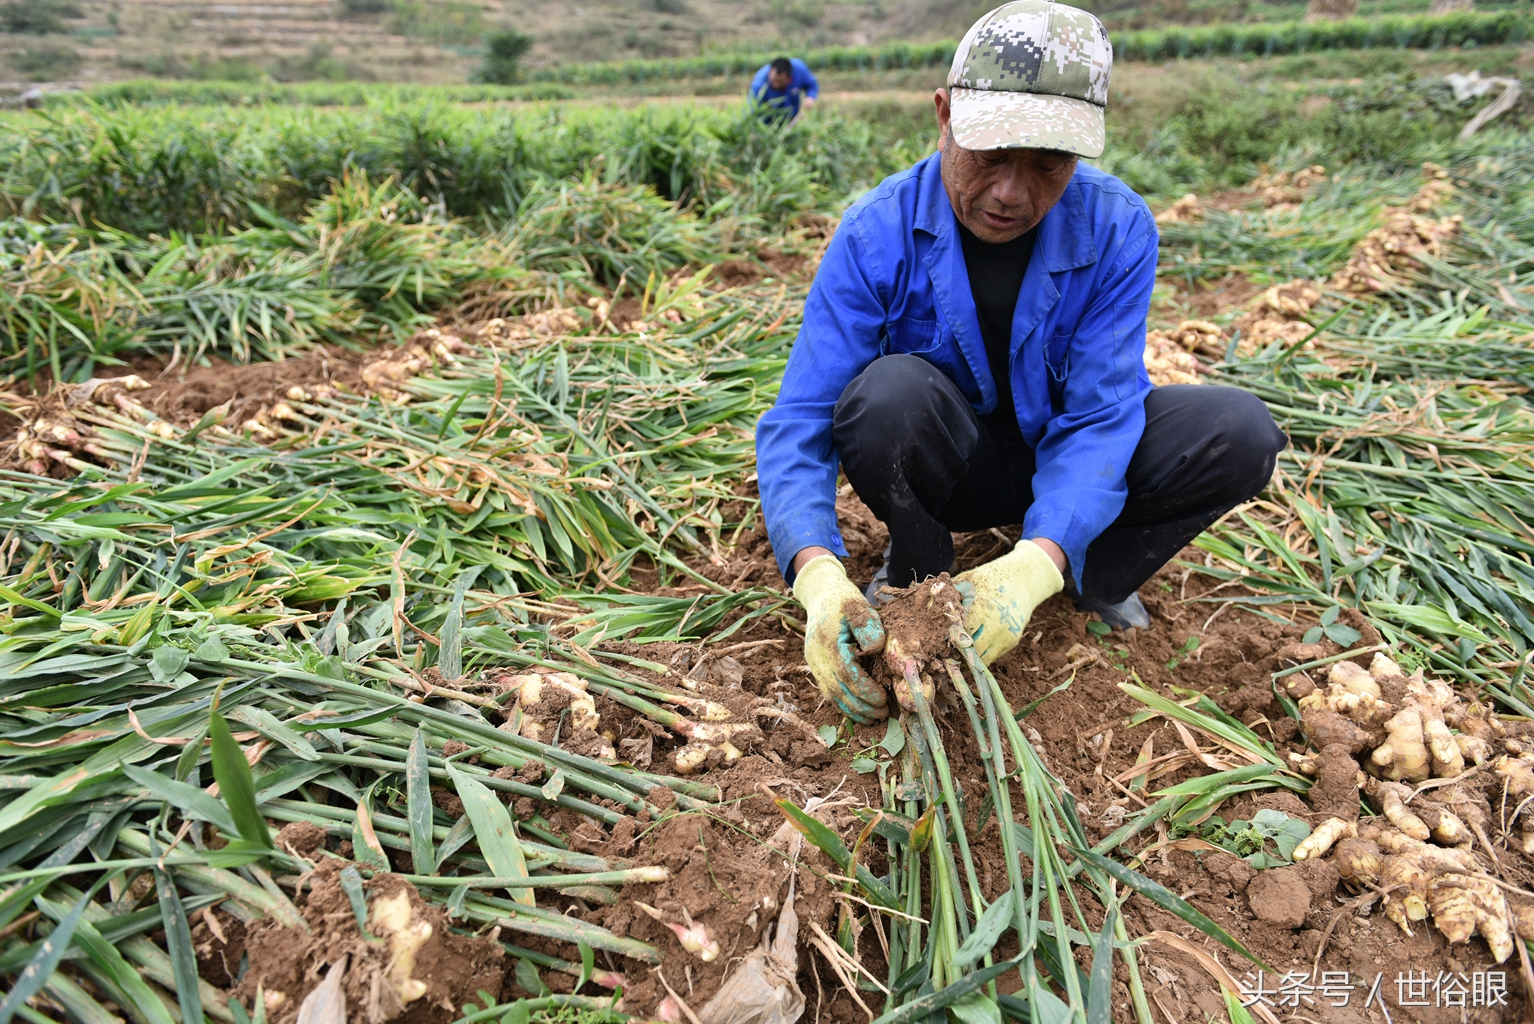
[20,348,1522,1022]
[593,488,1528,1023]
[184,461,1525,1024]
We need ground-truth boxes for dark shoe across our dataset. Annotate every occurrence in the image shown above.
[1072,591,1151,631]
[865,544,959,608]
[865,545,894,607]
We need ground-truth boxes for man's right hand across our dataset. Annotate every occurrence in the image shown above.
[791,554,888,723]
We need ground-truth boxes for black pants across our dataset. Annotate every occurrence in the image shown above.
[832,354,1288,603]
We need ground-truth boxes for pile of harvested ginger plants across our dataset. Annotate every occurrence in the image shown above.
[1287,651,1534,962]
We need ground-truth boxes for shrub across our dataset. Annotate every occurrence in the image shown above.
[473,29,533,84]
[1,0,81,34]
[11,42,80,79]
[269,43,370,83]
[338,0,391,13]
[387,0,484,46]
[113,51,263,81]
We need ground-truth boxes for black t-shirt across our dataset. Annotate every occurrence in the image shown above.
[957,222,1035,442]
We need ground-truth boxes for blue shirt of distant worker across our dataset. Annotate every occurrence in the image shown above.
[749,56,819,123]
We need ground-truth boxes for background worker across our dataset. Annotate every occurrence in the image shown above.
[755,0,1288,723]
[748,56,819,125]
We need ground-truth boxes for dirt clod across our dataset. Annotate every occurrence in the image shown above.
[276,820,328,858]
[1247,867,1313,929]
[1309,744,1363,821]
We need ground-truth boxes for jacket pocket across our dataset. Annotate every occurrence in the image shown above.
[1045,332,1071,382]
[882,317,941,357]
[1045,332,1071,409]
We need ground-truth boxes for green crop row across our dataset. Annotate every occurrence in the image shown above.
[0,102,931,237]
[528,10,1531,85]
[63,80,577,109]
[9,69,1520,241]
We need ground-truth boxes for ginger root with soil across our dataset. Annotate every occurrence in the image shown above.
[870,575,970,713]
[1287,650,1532,962]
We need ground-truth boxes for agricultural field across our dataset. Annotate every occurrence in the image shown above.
[0,0,1525,89]
[2,32,1534,1024]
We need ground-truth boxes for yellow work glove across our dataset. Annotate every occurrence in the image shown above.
[792,555,888,723]
[953,540,1064,665]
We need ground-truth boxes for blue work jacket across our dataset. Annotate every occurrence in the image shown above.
[748,58,819,119]
[755,151,1158,588]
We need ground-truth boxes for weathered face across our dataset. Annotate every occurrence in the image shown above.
[934,88,1078,243]
[768,68,792,90]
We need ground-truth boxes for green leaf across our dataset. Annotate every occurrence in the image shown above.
[69,915,177,1024]
[340,866,375,937]
[210,709,272,849]
[949,994,1002,1024]
[1153,764,1280,797]
[202,838,275,869]
[514,958,550,998]
[122,762,239,837]
[435,815,474,871]
[773,798,849,870]
[577,940,595,991]
[1086,620,1112,637]
[153,864,204,1024]
[851,757,879,774]
[447,885,468,919]
[1086,909,1117,1024]
[817,724,838,748]
[0,887,90,1024]
[1252,809,1312,860]
[1120,681,1284,767]
[1072,846,1268,968]
[448,763,533,906]
[1302,626,1324,645]
[148,646,190,683]
[952,889,1014,970]
[438,573,469,681]
[878,718,905,757]
[406,730,434,876]
[227,705,320,761]
[868,958,1019,1024]
[1029,984,1073,1024]
[1324,622,1362,647]
[1225,986,1260,1024]
[1319,605,1340,627]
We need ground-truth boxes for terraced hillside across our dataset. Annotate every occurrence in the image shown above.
[0,0,1505,87]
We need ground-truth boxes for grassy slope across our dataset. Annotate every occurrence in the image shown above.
[3,0,1521,88]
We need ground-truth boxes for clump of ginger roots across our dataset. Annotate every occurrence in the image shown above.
[1287,652,1500,785]
[490,670,617,761]
[1286,650,1533,962]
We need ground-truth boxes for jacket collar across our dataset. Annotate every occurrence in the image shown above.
[912,150,1098,272]
[912,152,1097,414]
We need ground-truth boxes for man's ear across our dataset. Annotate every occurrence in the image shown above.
[933,88,951,139]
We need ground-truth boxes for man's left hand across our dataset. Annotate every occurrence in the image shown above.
[953,540,1064,664]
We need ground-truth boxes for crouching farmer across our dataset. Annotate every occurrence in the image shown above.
[755,0,1288,722]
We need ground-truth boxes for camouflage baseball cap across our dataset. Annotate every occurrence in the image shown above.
[947,0,1112,158]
